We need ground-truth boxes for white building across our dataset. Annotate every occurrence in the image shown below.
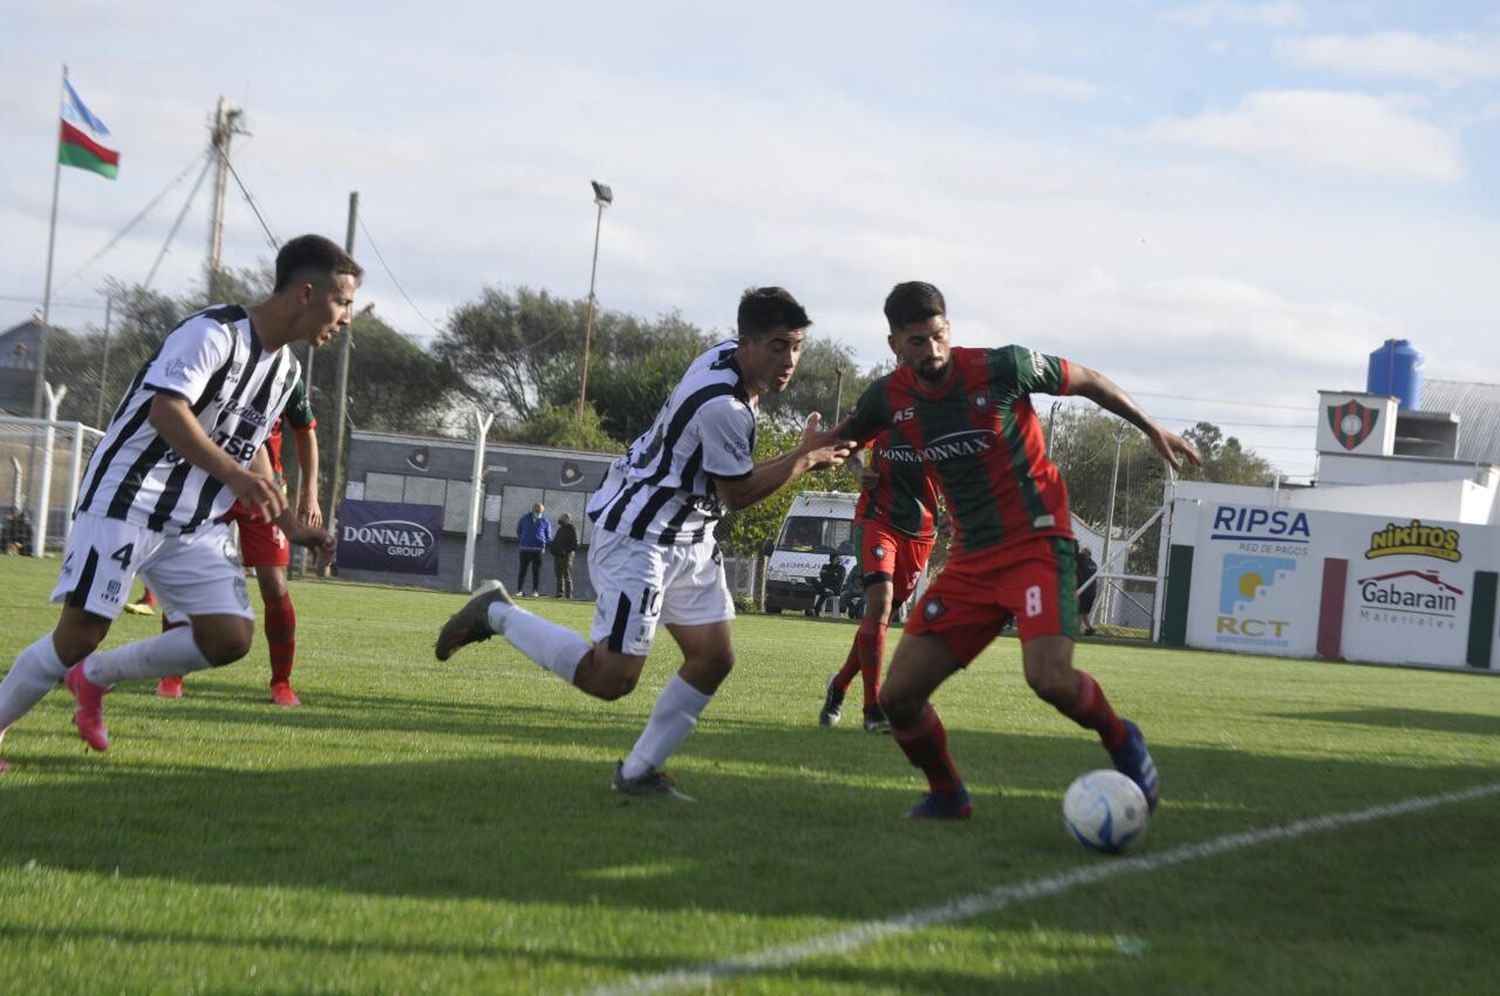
[1159,344,1500,674]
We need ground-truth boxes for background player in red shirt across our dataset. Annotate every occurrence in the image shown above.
[817,429,938,732]
[842,281,1200,819]
[157,379,320,706]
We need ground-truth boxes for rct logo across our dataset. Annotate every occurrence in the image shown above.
[1218,555,1297,614]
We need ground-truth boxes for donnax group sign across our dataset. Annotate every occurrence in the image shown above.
[336,500,441,575]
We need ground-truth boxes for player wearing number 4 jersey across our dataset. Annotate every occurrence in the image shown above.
[157,377,321,707]
[840,281,1201,819]
[435,287,852,801]
[0,235,348,772]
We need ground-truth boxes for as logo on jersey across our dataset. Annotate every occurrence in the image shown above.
[922,597,947,621]
[973,394,988,411]
[872,545,887,560]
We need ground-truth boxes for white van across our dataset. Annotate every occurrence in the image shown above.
[762,491,859,614]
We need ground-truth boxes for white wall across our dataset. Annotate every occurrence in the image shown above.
[1168,497,1496,672]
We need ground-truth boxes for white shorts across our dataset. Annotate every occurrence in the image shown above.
[588,528,734,657]
[50,511,254,622]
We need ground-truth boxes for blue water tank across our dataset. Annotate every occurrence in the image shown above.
[1366,339,1423,410]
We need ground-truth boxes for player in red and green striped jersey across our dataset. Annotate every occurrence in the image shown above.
[841,281,1200,819]
[817,429,939,732]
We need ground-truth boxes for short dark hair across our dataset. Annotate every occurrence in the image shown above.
[883,281,946,331]
[737,286,811,338]
[273,234,364,293]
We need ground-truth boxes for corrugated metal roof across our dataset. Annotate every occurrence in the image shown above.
[1421,378,1500,464]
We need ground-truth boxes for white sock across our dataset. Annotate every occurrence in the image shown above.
[0,633,70,730]
[84,626,213,686]
[485,600,515,635]
[501,607,590,684]
[621,674,714,780]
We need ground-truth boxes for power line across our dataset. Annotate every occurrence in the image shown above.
[55,150,211,298]
[1132,391,1309,412]
[221,153,280,251]
[0,292,105,311]
[1154,415,1315,429]
[144,153,215,291]
[356,216,443,337]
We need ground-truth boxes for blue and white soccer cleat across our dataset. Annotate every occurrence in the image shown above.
[906,786,973,820]
[1109,719,1161,812]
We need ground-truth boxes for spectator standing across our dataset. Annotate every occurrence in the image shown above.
[1076,546,1099,636]
[516,502,551,597]
[551,512,579,598]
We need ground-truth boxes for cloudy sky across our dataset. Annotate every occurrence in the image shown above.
[4,1,1499,478]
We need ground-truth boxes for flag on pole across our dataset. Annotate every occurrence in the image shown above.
[58,77,119,179]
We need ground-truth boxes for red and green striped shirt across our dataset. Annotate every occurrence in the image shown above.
[844,345,1073,558]
[855,428,938,540]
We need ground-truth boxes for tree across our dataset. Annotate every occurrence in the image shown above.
[435,286,590,424]
[504,401,622,453]
[574,311,710,443]
[1179,421,1276,486]
[715,419,859,557]
[758,339,878,429]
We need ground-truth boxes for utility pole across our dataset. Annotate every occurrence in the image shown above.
[832,367,846,422]
[95,292,113,427]
[327,192,359,527]
[205,97,245,298]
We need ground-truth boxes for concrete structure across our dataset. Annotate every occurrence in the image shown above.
[339,429,618,595]
[1159,345,1500,674]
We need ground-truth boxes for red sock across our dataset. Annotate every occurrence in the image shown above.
[834,642,860,691]
[855,618,886,709]
[263,592,296,686]
[891,704,962,793]
[1059,669,1128,750]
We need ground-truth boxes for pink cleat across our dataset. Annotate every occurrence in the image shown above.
[269,682,301,707]
[0,757,9,774]
[156,676,183,699]
[65,663,110,752]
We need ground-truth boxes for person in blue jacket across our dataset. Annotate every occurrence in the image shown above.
[515,502,552,597]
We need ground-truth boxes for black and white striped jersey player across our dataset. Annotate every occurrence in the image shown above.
[0,235,354,772]
[436,287,853,801]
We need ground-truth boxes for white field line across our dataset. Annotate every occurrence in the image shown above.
[580,779,1500,996]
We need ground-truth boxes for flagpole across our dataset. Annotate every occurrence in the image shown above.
[33,64,66,417]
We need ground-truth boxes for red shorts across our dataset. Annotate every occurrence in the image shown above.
[907,535,1078,665]
[226,501,289,569]
[853,520,935,605]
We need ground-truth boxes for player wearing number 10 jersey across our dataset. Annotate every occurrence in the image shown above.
[840,281,1201,819]
[435,287,853,802]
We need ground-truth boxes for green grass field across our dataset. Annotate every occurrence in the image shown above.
[2,554,1499,994]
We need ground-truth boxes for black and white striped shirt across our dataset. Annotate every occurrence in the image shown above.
[77,304,300,535]
[586,339,757,545]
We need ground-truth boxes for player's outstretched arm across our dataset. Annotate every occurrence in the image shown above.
[714,413,854,511]
[148,394,287,520]
[1065,364,1203,471]
[291,427,322,528]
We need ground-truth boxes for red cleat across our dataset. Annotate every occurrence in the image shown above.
[65,663,110,752]
[156,676,183,699]
[269,682,301,707]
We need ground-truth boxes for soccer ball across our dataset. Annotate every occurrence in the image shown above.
[1062,769,1149,854]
